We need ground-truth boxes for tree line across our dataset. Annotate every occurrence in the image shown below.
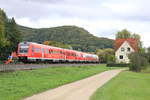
[0,9,21,61]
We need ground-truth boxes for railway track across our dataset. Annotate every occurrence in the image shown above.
[0,63,100,72]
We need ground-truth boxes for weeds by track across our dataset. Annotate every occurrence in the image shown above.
[0,63,100,72]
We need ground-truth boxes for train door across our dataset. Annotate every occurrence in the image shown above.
[42,48,44,59]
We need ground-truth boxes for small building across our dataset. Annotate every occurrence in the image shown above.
[115,38,138,63]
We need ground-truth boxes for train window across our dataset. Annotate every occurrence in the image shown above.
[71,53,73,56]
[42,48,44,53]
[57,51,59,54]
[72,53,74,56]
[50,49,58,54]
[19,43,29,53]
[57,50,60,54]
[19,48,28,53]
[74,53,77,57]
[53,50,55,54]
[68,53,71,56]
[52,51,56,54]
[49,49,52,54]
[62,52,65,55]
[52,50,60,54]
[66,52,69,56]
[72,53,76,57]
[32,46,35,52]
[76,54,80,57]
[45,49,49,54]
[34,48,41,53]
[60,51,63,54]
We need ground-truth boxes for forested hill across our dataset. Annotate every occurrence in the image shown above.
[17,25,114,52]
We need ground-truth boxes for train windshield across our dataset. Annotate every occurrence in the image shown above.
[19,43,29,53]
[19,48,28,53]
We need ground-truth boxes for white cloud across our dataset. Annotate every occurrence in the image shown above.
[1,0,150,47]
[16,17,150,47]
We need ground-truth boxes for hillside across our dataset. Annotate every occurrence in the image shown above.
[17,25,114,52]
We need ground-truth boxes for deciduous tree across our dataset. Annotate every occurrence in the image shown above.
[116,29,131,39]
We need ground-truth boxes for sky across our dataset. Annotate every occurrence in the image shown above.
[0,0,150,47]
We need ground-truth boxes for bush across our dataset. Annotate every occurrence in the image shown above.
[141,52,150,64]
[129,52,148,72]
[107,62,129,67]
[107,55,116,63]
[0,60,3,64]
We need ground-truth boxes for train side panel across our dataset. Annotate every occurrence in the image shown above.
[18,42,99,63]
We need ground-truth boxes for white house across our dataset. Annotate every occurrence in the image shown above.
[115,38,138,63]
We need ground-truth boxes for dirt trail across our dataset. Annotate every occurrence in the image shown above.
[24,68,125,100]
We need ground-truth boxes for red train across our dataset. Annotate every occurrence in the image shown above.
[17,42,99,63]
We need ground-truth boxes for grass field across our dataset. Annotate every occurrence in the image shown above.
[141,66,150,73]
[91,70,150,100]
[0,64,117,100]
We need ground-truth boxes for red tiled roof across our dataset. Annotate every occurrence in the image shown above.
[115,38,139,52]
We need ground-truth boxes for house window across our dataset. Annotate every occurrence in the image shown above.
[121,47,125,52]
[127,48,131,52]
[119,55,123,59]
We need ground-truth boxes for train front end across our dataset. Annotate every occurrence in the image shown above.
[17,42,30,62]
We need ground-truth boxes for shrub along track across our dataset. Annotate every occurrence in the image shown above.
[0,63,100,72]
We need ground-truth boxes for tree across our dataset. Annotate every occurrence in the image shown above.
[0,9,21,61]
[132,33,142,48]
[116,29,131,39]
[116,29,143,50]
[0,9,9,47]
[96,48,115,63]
[141,47,150,64]
[129,52,148,72]
[6,18,21,52]
[107,54,116,63]
[147,47,150,63]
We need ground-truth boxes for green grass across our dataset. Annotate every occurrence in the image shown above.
[0,64,117,100]
[141,66,150,73]
[91,70,150,100]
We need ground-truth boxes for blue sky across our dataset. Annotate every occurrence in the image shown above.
[1,0,150,47]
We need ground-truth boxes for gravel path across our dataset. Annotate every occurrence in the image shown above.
[24,68,126,100]
[0,64,100,71]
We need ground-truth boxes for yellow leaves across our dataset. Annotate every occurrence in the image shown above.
[43,40,72,49]
[0,37,9,47]
[43,41,50,45]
